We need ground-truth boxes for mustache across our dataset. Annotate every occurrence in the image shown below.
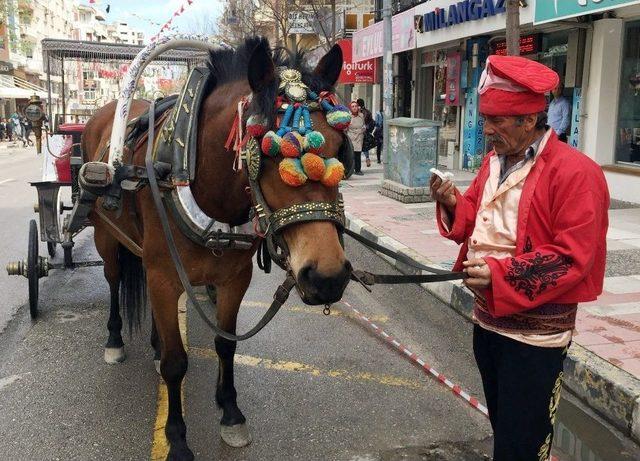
[487,135,505,144]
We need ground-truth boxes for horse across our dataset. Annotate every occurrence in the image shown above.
[81,37,352,460]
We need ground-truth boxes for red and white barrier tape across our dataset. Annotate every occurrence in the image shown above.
[342,301,489,419]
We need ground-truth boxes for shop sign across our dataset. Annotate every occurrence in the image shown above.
[418,0,506,32]
[337,39,377,84]
[569,87,582,148]
[0,61,13,73]
[445,51,461,106]
[491,34,541,56]
[534,0,640,25]
[353,7,416,62]
[288,11,315,34]
[414,0,533,49]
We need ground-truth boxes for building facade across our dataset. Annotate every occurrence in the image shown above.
[352,0,640,204]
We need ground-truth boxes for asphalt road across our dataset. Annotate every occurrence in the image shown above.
[0,226,496,460]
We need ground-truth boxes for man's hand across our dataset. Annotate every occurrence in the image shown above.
[463,258,492,289]
[430,174,457,212]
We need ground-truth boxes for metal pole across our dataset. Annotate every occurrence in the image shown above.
[46,54,52,127]
[382,0,392,177]
[61,57,66,124]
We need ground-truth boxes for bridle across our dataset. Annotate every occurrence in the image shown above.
[228,70,351,272]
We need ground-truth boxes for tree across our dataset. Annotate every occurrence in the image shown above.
[505,0,520,56]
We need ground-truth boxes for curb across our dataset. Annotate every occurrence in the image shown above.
[345,212,640,443]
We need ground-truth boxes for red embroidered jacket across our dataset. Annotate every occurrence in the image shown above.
[437,131,609,318]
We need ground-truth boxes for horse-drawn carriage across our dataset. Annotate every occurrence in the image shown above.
[6,35,462,460]
[6,38,210,319]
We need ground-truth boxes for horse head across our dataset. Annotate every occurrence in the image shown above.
[244,39,353,305]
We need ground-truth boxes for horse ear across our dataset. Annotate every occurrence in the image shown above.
[314,44,343,87]
[247,41,275,94]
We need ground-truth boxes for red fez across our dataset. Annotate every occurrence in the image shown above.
[478,55,559,116]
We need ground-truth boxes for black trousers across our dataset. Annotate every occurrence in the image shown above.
[473,325,567,461]
[354,150,362,173]
[376,143,382,163]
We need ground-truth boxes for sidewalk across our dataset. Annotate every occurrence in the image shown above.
[340,162,640,443]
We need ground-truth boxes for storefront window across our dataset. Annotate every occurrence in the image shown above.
[616,20,640,166]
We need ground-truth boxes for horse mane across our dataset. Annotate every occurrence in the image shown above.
[205,37,335,123]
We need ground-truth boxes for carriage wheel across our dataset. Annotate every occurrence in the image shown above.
[28,220,40,319]
[47,241,57,257]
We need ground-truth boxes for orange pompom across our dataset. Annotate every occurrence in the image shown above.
[321,158,345,187]
[279,158,307,187]
[300,153,325,181]
[280,132,304,158]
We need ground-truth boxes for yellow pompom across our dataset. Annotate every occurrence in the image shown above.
[321,158,345,187]
[301,153,325,181]
[279,158,307,187]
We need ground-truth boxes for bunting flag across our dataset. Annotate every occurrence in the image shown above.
[150,0,198,42]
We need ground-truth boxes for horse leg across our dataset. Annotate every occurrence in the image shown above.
[94,231,126,364]
[148,272,193,461]
[215,264,253,448]
[151,312,161,374]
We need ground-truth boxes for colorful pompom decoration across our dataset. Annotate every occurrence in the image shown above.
[321,158,345,187]
[326,105,351,131]
[246,114,268,138]
[301,153,325,181]
[280,132,304,158]
[305,131,325,150]
[279,158,307,187]
[261,131,281,157]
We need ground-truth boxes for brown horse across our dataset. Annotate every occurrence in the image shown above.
[81,37,351,460]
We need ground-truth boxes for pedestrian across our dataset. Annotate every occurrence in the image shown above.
[373,110,383,164]
[11,115,22,145]
[346,100,366,175]
[0,118,6,141]
[6,116,13,142]
[22,117,34,147]
[548,81,571,142]
[357,98,375,167]
[430,55,609,461]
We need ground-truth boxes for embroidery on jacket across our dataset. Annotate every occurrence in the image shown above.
[504,252,573,301]
[523,236,533,253]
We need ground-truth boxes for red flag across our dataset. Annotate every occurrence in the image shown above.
[180,5,185,13]
[89,0,96,3]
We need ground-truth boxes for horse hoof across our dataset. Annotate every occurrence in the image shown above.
[220,423,252,448]
[155,359,161,375]
[104,347,125,364]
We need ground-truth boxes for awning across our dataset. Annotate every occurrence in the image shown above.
[0,74,57,100]
[0,86,48,99]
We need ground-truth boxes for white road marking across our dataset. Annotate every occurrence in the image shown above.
[0,178,15,185]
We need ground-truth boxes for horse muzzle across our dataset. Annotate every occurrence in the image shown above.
[294,259,352,305]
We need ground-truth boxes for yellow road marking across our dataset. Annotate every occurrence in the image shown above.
[190,346,424,391]
[150,295,188,461]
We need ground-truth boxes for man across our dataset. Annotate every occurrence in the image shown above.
[430,55,609,461]
[548,81,571,142]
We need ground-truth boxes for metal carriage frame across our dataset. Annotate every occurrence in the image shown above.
[7,38,210,319]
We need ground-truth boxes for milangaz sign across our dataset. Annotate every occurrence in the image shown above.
[420,0,507,32]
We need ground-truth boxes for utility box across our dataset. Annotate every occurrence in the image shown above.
[381,117,441,203]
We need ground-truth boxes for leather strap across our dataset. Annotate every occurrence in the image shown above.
[343,227,468,284]
[145,99,296,342]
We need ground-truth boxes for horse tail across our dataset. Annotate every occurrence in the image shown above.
[118,244,147,332]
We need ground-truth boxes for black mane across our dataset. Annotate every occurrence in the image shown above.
[205,37,335,123]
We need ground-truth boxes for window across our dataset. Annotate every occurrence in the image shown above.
[84,90,96,101]
[615,20,640,166]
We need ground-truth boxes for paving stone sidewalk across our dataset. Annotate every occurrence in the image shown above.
[340,161,640,441]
